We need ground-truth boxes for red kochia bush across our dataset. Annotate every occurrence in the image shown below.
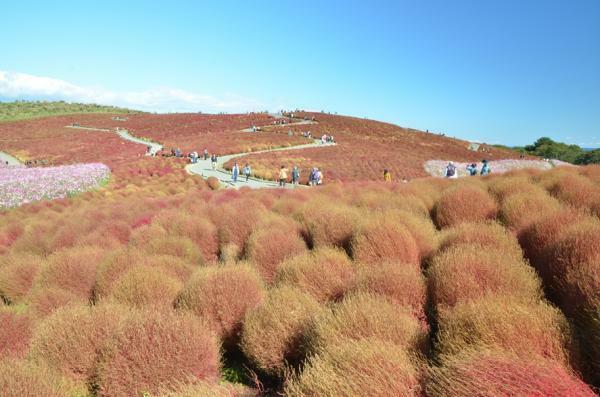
[439,221,523,260]
[176,264,265,345]
[35,246,108,300]
[0,253,44,304]
[353,262,427,322]
[276,248,356,302]
[427,244,542,309]
[498,191,561,236]
[240,286,324,375]
[244,216,308,283]
[29,304,129,381]
[27,287,87,318]
[307,293,427,355]
[0,359,75,397]
[434,185,498,228]
[0,310,31,359]
[285,340,422,397]
[107,267,183,309]
[435,297,577,368]
[96,310,220,397]
[295,199,361,249]
[350,216,420,267]
[548,173,599,211]
[426,350,596,397]
[157,382,256,397]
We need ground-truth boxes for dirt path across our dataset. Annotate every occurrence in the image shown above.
[65,125,163,155]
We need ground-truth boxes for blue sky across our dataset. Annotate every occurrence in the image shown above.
[1,0,598,146]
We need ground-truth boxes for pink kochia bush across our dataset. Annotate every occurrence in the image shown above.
[0,163,110,208]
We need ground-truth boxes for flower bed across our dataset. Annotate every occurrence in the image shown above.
[0,163,110,208]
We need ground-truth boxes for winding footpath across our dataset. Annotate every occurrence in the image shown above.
[65,117,335,189]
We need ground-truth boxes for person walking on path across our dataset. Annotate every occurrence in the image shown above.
[211,154,218,170]
[383,169,392,182]
[203,148,209,160]
[279,165,288,187]
[316,168,323,185]
[292,165,300,186]
[232,163,240,183]
[243,163,252,182]
[480,159,491,176]
[445,161,458,178]
[466,163,478,176]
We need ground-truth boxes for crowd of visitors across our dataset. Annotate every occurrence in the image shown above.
[445,159,491,178]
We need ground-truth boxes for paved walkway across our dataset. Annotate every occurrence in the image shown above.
[0,151,22,166]
[65,125,163,155]
[186,140,335,189]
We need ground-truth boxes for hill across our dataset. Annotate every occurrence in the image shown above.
[0,100,139,122]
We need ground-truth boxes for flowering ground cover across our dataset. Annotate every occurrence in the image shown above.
[0,163,110,209]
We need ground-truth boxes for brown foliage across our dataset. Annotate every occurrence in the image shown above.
[434,185,498,228]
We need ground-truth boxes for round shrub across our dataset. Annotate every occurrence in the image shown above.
[353,262,426,322]
[94,248,194,299]
[384,209,439,260]
[499,191,561,235]
[27,287,86,318]
[276,248,356,302]
[426,350,596,397]
[0,310,31,359]
[548,173,599,211]
[29,304,129,381]
[561,260,600,316]
[0,254,43,304]
[427,244,542,309]
[107,267,183,308]
[245,217,307,283]
[350,216,420,267]
[96,310,220,397]
[176,264,265,345]
[488,175,546,202]
[285,340,422,397]
[439,221,523,260]
[295,199,361,249]
[435,297,577,368]
[142,235,204,264]
[519,208,584,270]
[307,293,427,355]
[240,286,324,375]
[547,219,600,285]
[158,382,255,397]
[206,176,221,190]
[35,246,107,300]
[0,359,78,397]
[434,185,498,228]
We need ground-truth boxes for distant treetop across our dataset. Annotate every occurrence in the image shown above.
[0,100,142,122]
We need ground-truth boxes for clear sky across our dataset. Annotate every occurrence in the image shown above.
[1,0,598,146]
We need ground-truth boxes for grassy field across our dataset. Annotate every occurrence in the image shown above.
[0,101,139,122]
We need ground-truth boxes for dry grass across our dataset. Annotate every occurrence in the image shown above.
[95,309,220,397]
[285,339,422,397]
[427,244,542,309]
[176,264,265,345]
[434,185,498,228]
[275,248,356,302]
[435,297,578,368]
[240,286,324,375]
[306,293,427,355]
[426,349,596,397]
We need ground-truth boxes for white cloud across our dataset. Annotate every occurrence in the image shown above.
[0,70,277,113]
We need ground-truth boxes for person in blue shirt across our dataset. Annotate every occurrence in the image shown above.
[232,163,239,183]
[480,159,491,176]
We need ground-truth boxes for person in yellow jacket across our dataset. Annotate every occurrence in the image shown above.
[278,165,288,187]
[383,169,392,182]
